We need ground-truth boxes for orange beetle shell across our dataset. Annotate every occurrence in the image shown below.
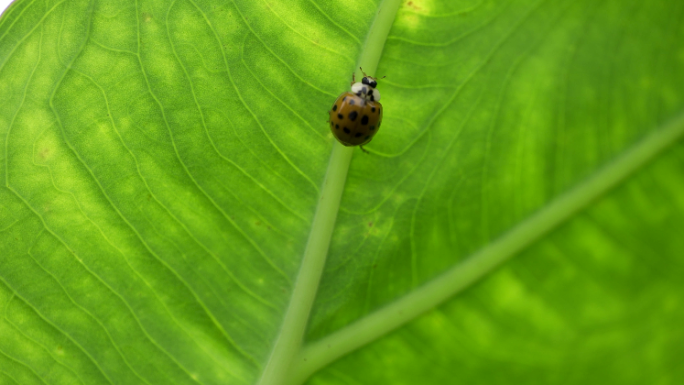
[329,92,383,146]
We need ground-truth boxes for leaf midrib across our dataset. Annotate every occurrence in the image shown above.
[255,1,403,384]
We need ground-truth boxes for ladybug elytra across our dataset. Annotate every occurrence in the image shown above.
[329,69,384,148]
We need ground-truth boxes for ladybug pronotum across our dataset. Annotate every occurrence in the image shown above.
[329,69,383,148]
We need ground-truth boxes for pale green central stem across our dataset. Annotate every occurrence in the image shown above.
[256,2,402,384]
[256,142,353,385]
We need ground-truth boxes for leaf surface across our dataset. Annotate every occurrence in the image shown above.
[1,0,683,384]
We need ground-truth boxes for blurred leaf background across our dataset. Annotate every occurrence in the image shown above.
[1,0,683,384]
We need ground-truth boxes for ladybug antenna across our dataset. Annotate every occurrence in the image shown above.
[359,67,385,81]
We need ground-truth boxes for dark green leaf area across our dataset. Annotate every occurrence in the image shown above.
[313,139,684,385]
[307,0,684,383]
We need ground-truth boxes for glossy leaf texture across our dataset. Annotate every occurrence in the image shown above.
[1,0,683,384]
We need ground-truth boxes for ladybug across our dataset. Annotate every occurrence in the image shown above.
[329,69,384,148]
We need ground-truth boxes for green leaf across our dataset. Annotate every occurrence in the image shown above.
[1,0,683,384]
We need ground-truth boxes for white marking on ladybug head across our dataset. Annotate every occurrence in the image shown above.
[351,82,368,97]
[370,88,381,102]
[351,82,380,102]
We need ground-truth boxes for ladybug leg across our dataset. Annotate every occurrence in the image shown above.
[351,72,356,86]
[360,145,370,154]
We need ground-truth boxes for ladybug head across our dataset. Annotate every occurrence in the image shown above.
[362,76,378,89]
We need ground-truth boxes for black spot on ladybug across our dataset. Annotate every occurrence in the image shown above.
[371,107,376,113]
[335,124,339,129]
[343,127,350,134]
[349,111,358,121]
[361,115,369,125]
[332,104,337,111]
[369,125,375,131]
[362,86,367,94]
[365,135,370,140]
[343,96,347,101]
[337,113,343,120]
[349,99,355,105]
[355,132,363,137]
